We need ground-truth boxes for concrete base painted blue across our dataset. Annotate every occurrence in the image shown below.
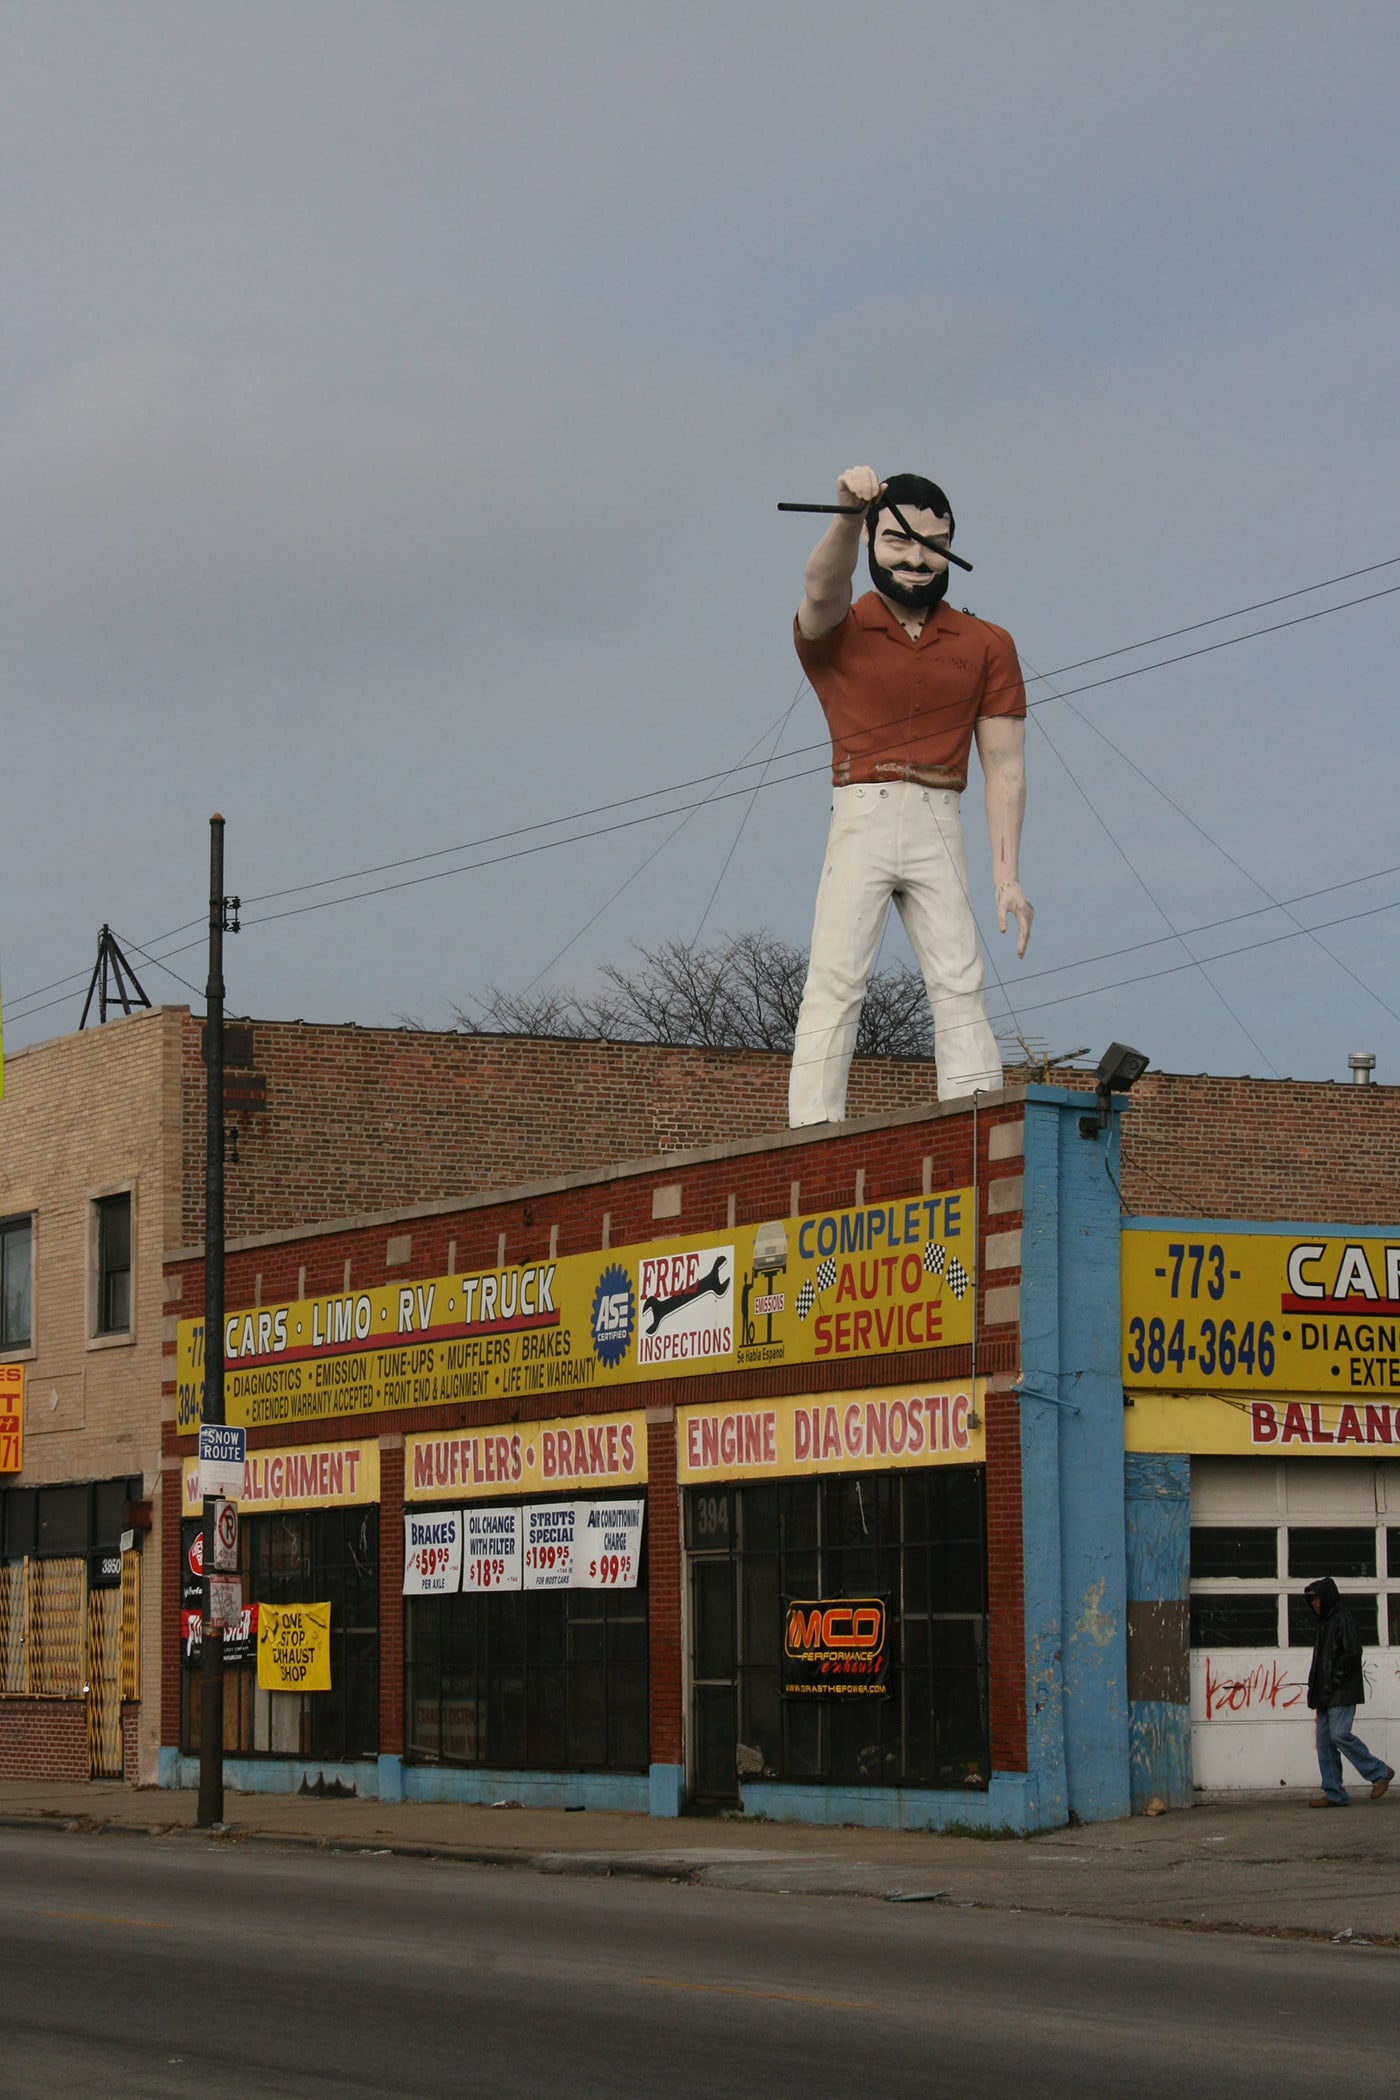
[741,1771,1051,1833]
[649,1762,686,1817]
[162,1754,380,1797]
[158,1749,649,1813]
[1125,1450,1193,1811]
[400,1764,649,1812]
[1019,1090,1132,1827]
[1129,1701,1193,1812]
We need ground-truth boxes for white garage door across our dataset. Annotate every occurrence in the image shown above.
[1189,1457,1400,1790]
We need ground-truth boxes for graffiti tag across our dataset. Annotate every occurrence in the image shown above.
[1203,1656,1307,1720]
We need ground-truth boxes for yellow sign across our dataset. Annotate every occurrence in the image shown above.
[677,1382,984,1486]
[257,1602,332,1691]
[1123,1228,1400,1396]
[176,1190,974,1432]
[1126,1389,1400,1456]
[406,1410,648,1504]
[0,1364,21,1473]
[181,1440,380,1518]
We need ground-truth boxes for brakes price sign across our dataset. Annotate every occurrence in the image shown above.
[403,1510,463,1595]
[1123,1227,1400,1396]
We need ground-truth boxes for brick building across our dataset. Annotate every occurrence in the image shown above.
[163,1085,1128,1827]
[0,1008,952,1785]
[8,1004,1396,1812]
[161,1053,1400,1825]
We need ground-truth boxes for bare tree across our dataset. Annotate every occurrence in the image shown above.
[453,931,936,1060]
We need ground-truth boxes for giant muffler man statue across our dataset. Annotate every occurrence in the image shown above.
[788,466,1032,1125]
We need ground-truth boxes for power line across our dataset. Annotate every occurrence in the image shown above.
[6,563,1398,1018]
[1024,653,1279,1075]
[985,892,1400,1030]
[242,578,1400,926]
[159,562,1400,918]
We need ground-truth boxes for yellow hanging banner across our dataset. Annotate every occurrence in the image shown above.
[256,1602,332,1691]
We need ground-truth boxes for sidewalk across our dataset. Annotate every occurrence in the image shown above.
[2,1779,1397,1945]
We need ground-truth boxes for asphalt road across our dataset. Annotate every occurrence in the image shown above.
[0,1831,1393,2099]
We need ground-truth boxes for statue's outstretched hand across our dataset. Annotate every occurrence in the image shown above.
[836,465,884,514]
[996,881,1034,960]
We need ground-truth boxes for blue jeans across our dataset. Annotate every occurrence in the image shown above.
[1315,1705,1389,1800]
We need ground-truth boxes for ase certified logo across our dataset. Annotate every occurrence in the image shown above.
[590,1263,635,1369]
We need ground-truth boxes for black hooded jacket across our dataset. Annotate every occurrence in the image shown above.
[1305,1577,1365,1710]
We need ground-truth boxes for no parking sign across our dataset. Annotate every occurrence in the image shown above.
[212,1497,239,1572]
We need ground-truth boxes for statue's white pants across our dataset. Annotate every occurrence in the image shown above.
[788,782,1002,1125]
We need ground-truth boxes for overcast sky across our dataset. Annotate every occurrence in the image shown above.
[3,1,1398,1086]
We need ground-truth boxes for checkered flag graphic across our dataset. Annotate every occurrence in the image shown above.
[796,1258,836,1322]
[946,1256,970,1300]
[923,1241,946,1277]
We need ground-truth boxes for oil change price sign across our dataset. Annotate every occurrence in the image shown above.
[1122,1226,1400,1395]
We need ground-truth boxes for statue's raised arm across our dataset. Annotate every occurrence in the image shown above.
[787,467,1032,1124]
[797,466,884,640]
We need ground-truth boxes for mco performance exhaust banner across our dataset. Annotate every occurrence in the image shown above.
[175,1186,975,1432]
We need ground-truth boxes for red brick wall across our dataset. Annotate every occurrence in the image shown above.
[161,1464,183,1752]
[646,1416,682,1768]
[122,1702,140,1783]
[172,1005,1400,1251]
[178,1013,950,1249]
[1111,1072,1400,1222]
[985,1386,1026,1772]
[0,1699,89,1781]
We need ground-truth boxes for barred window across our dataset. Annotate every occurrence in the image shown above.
[405,1499,649,1775]
[180,1506,379,1762]
[686,1468,988,1803]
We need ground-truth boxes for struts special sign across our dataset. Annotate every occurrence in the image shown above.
[1123,1224,1400,1452]
[176,1188,975,1432]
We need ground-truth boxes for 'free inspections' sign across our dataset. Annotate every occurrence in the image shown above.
[257,1602,332,1691]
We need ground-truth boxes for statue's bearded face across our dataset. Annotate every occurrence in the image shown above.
[867,504,953,610]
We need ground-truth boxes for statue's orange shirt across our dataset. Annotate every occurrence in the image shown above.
[794,593,1025,791]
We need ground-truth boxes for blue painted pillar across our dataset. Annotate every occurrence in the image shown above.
[1020,1090,1131,1824]
[1124,1452,1192,1810]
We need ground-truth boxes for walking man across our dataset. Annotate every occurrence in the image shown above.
[788,466,1032,1126]
[1305,1576,1393,1806]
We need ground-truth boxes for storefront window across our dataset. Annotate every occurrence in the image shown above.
[1189,1595,1280,1647]
[1189,1527,1277,1580]
[1286,1527,1376,1580]
[1189,1475,1400,1656]
[404,1507,648,1774]
[181,1506,379,1761]
[686,1467,987,1801]
[1286,1592,1378,1646]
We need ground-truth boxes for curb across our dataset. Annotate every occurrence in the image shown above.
[3,1812,1399,1949]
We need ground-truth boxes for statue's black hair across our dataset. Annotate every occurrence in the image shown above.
[868,473,955,542]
